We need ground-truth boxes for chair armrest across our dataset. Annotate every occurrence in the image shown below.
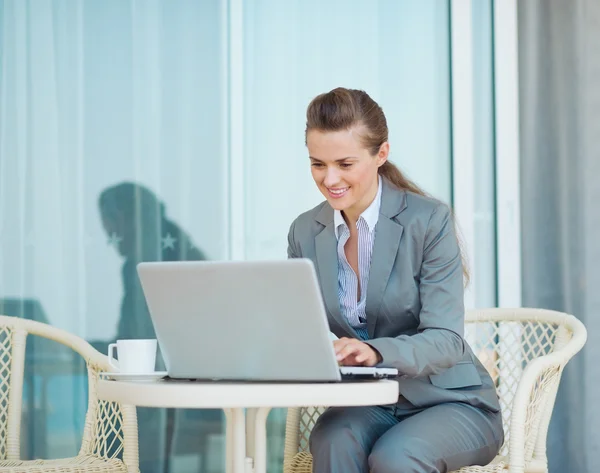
[508,353,564,473]
[79,361,139,472]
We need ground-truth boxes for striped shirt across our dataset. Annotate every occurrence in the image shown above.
[334,176,382,340]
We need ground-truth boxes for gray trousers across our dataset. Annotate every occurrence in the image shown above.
[309,402,504,473]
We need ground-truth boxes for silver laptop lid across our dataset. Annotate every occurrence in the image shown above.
[137,259,342,382]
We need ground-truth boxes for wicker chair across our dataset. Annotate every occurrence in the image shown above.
[283,308,587,473]
[0,315,139,473]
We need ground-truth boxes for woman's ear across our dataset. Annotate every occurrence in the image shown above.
[377,142,390,167]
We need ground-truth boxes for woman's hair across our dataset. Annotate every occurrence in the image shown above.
[305,87,470,284]
[306,87,427,196]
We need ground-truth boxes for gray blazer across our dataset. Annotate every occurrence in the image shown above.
[287,178,500,413]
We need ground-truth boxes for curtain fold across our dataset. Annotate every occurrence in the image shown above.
[518,1,600,472]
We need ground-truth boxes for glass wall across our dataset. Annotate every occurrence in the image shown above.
[243,0,452,260]
[0,1,494,472]
[1,1,227,471]
[242,2,452,468]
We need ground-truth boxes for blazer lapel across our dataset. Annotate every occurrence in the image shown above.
[366,180,407,338]
[314,205,357,338]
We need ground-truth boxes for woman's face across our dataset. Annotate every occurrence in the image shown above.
[307,127,388,219]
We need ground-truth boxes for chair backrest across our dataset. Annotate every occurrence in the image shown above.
[289,308,586,466]
[0,315,136,463]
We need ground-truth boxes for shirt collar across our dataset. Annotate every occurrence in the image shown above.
[334,175,382,239]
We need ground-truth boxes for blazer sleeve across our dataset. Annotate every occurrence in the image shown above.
[366,203,466,377]
[287,219,301,259]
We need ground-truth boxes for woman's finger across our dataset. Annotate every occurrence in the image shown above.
[339,354,361,366]
[336,342,363,361]
[333,338,353,354]
[355,351,373,364]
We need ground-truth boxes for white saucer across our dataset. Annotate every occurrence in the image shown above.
[100,371,168,382]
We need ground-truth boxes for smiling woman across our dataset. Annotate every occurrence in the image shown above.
[305,88,426,224]
[286,87,503,473]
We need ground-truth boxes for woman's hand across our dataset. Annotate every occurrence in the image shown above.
[333,337,383,367]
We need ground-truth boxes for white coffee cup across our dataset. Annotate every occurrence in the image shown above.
[108,339,157,374]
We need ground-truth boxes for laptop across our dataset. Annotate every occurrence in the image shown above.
[136,259,398,382]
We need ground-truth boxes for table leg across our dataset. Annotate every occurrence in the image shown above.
[245,408,258,458]
[229,408,247,473]
[226,407,270,473]
[252,407,272,473]
[224,409,233,473]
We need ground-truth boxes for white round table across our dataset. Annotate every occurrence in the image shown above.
[97,378,399,473]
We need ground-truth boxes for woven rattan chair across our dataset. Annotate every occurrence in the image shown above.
[0,315,139,473]
[283,308,587,473]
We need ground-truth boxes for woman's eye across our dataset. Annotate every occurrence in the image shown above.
[340,163,352,168]
[311,163,324,168]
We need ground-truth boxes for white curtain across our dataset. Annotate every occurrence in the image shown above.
[0,0,227,470]
[0,0,226,339]
[519,1,600,472]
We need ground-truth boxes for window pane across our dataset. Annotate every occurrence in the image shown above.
[1,1,226,471]
[243,0,451,260]
[472,0,497,308]
[242,1,451,471]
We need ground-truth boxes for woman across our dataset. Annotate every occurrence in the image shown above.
[287,88,503,473]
